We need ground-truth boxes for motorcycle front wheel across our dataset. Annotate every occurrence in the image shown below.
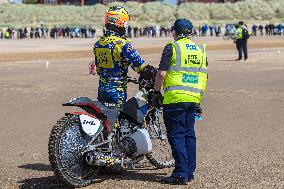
[48,115,99,188]
[146,108,175,169]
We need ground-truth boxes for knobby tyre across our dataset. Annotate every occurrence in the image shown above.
[48,115,98,188]
[146,108,175,169]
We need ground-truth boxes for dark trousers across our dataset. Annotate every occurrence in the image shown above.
[236,39,248,60]
[163,102,196,180]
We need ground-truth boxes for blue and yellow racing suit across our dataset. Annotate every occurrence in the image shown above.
[93,30,147,107]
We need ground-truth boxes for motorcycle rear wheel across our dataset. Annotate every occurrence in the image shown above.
[146,108,175,169]
[48,115,99,188]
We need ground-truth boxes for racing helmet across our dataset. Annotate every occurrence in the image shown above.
[105,6,129,35]
[172,19,193,36]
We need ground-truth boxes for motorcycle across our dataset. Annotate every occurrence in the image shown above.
[48,77,174,188]
[223,32,236,40]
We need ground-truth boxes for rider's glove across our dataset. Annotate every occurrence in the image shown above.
[89,61,96,75]
[152,91,163,108]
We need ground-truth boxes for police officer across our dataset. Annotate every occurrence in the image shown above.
[92,6,153,128]
[153,19,208,185]
[235,21,249,61]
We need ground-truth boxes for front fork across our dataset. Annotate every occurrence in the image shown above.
[147,107,166,140]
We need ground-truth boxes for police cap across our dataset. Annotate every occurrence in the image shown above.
[172,19,193,35]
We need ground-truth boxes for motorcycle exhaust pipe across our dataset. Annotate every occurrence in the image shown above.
[85,151,115,166]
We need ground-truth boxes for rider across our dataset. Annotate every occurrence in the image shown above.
[92,6,153,127]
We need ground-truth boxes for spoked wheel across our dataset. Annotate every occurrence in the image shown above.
[146,108,175,169]
[48,115,99,188]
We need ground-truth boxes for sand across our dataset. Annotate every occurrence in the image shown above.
[0,36,283,189]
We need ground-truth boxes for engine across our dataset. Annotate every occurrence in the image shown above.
[121,128,152,158]
[85,119,152,166]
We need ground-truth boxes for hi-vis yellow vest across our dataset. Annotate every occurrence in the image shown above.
[163,38,208,105]
[236,27,243,39]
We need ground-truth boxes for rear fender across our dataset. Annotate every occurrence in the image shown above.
[63,97,110,133]
[63,97,105,118]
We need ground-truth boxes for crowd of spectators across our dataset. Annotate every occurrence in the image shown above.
[196,23,284,37]
[1,23,283,40]
[104,26,172,38]
[0,26,97,39]
[251,23,284,36]
[0,25,173,39]
[193,24,222,37]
